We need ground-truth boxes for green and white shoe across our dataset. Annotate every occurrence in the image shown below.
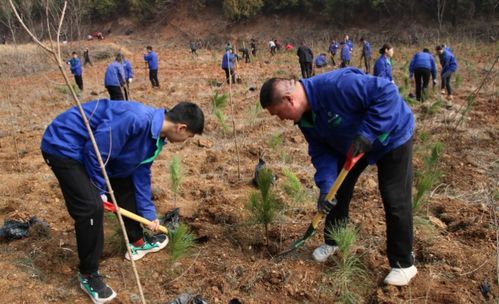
[78,272,117,304]
[125,234,169,261]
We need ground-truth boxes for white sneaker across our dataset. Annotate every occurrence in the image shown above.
[312,244,338,262]
[384,265,418,286]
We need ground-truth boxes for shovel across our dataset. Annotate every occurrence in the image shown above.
[278,151,364,256]
[103,201,168,234]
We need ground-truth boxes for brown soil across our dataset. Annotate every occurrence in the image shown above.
[0,29,497,304]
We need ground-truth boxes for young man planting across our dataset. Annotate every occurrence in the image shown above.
[41,100,204,303]
[259,68,417,286]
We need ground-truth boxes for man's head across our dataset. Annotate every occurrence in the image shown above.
[259,78,308,122]
[163,102,204,142]
[423,48,430,53]
[435,45,444,54]
[115,53,123,63]
[146,45,153,52]
[72,51,78,58]
[360,37,365,42]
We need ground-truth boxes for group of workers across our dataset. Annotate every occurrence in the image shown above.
[50,33,461,303]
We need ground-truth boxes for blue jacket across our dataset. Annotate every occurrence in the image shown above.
[373,54,393,81]
[361,41,371,58]
[341,44,351,62]
[329,42,339,55]
[409,52,437,79]
[123,59,133,80]
[221,52,236,69]
[67,58,82,76]
[298,68,414,194]
[315,54,328,67]
[346,39,353,51]
[144,51,158,70]
[41,100,167,221]
[104,61,126,87]
[440,50,457,75]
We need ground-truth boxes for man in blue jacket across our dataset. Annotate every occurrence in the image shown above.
[328,40,339,66]
[436,45,457,100]
[144,45,159,88]
[41,100,204,303]
[359,38,372,74]
[123,56,133,100]
[67,51,83,90]
[340,42,351,68]
[409,48,437,101]
[315,53,328,69]
[259,68,417,286]
[104,53,126,100]
[221,48,236,84]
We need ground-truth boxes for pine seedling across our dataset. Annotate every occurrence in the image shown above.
[325,222,369,303]
[246,168,281,245]
[268,133,288,163]
[168,223,196,264]
[211,92,229,133]
[282,168,306,205]
[413,142,444,213]
[247,101,262,126]
[169,155,183,206]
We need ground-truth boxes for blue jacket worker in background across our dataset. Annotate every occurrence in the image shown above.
[344,34,353,52]
[297,42,314,78]
[123,57,133,100]
[436,45,458,100]
[41,100,204,304]
[340,42,351,67]
[104,53,126,100]
[67,51,83,90]
[409,48,437,101]
[221,48,236,84]
[259,67,417,287]
[315,53,328,68]
[328,40,339,66]
[373,43,394,83]
[144,45,159,88]
[360,37,372,74]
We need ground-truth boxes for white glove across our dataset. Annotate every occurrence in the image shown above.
[100,194,108,202]
[128,78,132,83]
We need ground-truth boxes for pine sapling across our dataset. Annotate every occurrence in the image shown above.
[325,222,369,304]
[211,92,229,134]
[247,101,262,126]
[246,168,281,246]
[413,142,444,214]
[168,223,195,264]
[282,168,306,205]
[169,155,183,206]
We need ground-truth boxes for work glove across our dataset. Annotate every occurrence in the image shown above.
[128,78,133,83]
[100,194,108,202]
[317,193,337,214]
[432,79,437,87]
[351,135,372,157]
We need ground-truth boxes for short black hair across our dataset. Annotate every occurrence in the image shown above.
[146,45,153,51]
[379,43,392,54]
[72,51,77,55]
[360,37,365,42]
[435,45,443,51]
[166,101,204,134]
[423,48,430,53]
[260,78,285,109]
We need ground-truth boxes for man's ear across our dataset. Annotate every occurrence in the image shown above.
[282,93,294,107]
[175,123,188,133]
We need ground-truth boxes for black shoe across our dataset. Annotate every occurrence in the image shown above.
[79,272,117,304]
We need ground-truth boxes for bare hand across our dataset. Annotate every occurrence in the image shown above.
[147,219,160,231]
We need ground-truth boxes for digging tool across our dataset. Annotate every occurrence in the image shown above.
[278,151,364,256]
[103,201,168,234]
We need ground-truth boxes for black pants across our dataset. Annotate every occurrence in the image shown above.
[300,62,313,79]
[106,85,124,101]
[330,54,336,66]
[42,152,143,274]
[74,75,83,91]
[84,59,93,67]
[441,71,453,95]
[363,56,371,74]
[341,60,350,68]
[149,69,159,87]
[324,138,414,268]
[223,68,236,84]
[414,68,431,101]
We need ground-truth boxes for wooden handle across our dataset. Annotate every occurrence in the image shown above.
[103,201,168,234]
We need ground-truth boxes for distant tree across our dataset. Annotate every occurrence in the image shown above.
[223,0,264,21]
